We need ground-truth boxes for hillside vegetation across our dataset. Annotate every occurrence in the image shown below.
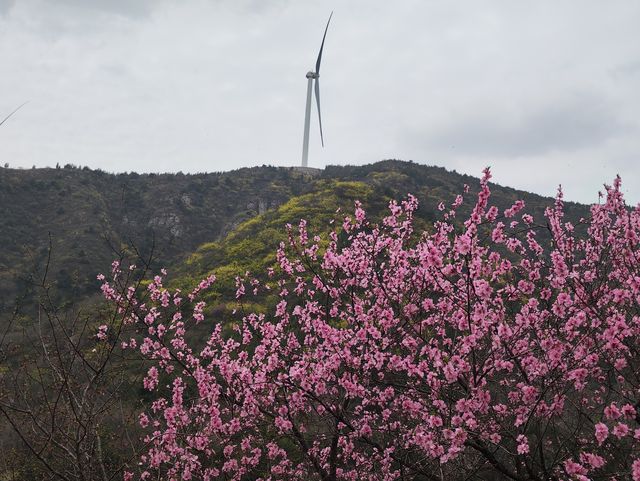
[0,160,588,319]
[0,160,599,480]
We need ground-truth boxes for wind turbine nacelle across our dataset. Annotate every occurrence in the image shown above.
[306,71,318,79]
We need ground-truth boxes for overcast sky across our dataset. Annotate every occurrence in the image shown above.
[0,0,639,204]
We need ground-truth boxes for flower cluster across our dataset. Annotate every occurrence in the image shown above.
[101,170,640,480]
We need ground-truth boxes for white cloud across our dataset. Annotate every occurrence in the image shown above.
[0,0,639,203]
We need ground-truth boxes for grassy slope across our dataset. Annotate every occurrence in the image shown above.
[167,160,591,316]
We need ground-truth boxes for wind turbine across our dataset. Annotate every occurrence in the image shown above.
[301,12,332,168]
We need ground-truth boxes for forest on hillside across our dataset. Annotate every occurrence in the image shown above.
[1,162,638,480]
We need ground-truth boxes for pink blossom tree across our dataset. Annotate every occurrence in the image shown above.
[102,169,640,480]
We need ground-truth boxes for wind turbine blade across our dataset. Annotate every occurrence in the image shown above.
[315,11,333,75]
[314,78,324,147]
[0,101,28,128]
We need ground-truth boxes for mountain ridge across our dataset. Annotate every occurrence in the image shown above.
[0,160,590,317]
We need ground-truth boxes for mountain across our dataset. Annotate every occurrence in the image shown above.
[0,159,594,479]
[0,164,313,313]
[0,160,590,318]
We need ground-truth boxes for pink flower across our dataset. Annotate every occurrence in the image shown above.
[612,422,629,439]
[455,234,472,255]
[96,324,108,341]
[621,404,636,419]
[516,435,529,454]
[632,459,640,481]
[580,452,605,469]
[594,423,609,445]
[605,402,621,420]
[139,413,150,428]
[143,366,159,391]
[564,459,587,477]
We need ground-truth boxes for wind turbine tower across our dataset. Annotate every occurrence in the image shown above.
[301,12,332,168]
